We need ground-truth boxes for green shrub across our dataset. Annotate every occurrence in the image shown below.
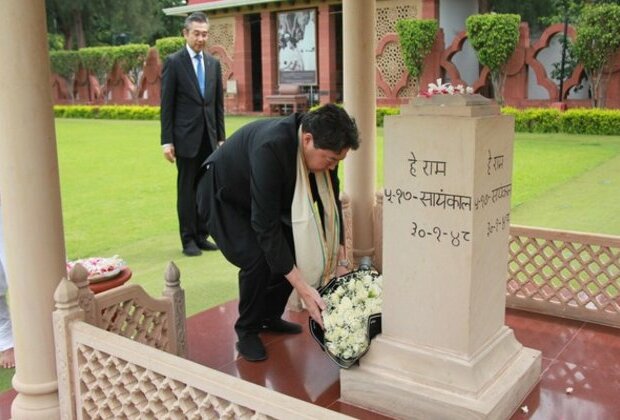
[502,107,620,135]
[113,44,150,98]
[52,104,620,135]
[396,19,439,95]
[523,108,561,133]
[155,37,185,62]
[50,50,80,80]
[48,33,64,51]
[54,105,97,119]
[573,4,620,108]
[561,109,620,135]
[54,105,160,120]
[466,13,521,105]
[78,46,117,94]
[377,107,400,127]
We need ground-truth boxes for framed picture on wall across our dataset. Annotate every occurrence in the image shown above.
[277,8,317,85]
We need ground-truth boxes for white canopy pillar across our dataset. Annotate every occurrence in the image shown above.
[0,1,65,418]
[342,0,377,262]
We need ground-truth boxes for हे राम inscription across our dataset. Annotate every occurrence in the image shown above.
[487,149,504,175]
[408,152,447,178]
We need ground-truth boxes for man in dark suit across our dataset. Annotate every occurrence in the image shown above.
[161,12,225,256]
[196,104,360,361]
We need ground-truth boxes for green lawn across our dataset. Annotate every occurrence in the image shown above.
[1,117,619,391]
[55,119,620,306]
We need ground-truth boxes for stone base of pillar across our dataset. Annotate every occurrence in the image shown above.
[341,327,541,419]
[11,391,60,420]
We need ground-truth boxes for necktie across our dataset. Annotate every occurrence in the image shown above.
[195,53,205,97]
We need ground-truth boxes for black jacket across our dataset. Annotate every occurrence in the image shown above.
[160,48,225,157]
[205,113,343,275]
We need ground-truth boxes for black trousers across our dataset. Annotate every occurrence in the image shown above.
[197,164,293,339]
[176,138,212,247]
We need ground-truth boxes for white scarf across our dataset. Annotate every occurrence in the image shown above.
[288,129,340,309]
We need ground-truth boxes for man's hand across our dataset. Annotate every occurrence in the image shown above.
[285,265,326,328]
[163,144,176,163]
[298,284,326,328]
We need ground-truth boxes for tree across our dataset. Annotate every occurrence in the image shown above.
[466,13,520,105]
[572,3,620,107]
[489,0,554,34]
[46,0,184,49]
[46,0,99,49]
[396,19,439,96]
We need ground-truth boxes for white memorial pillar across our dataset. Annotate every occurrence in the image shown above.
[0,1,64,418]
[342,0,376,262]
[341,95,541,419]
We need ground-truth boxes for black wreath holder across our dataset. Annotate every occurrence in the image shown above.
[309,267,382,369]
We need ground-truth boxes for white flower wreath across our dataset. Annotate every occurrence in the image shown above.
[311,269,383,368]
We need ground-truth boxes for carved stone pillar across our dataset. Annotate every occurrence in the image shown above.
[342,0,376,264]
[162,262,187,358]
[341,95,541,419]
[0,1,65,418]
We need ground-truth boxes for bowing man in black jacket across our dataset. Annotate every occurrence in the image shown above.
[161,12,225,257]
[197,104,360,361]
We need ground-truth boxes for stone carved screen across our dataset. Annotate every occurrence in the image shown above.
[507,226,620,326]
[376,0,420,99]
[206,17,235,86]
[76,343,270,418]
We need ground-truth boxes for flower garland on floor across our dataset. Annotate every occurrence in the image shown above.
[321,270,383,362]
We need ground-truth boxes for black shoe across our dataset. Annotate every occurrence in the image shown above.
[182,242,202,257]
[262,318,302,334]
[196,237,218,251]
[236,335,267,362]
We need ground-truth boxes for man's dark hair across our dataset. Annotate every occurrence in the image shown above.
[301,104,360,152]
[184,12,209,30]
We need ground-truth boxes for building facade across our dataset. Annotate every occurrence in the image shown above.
[164,0,445,113]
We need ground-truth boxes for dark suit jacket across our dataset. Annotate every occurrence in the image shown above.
[204,113,343,275]
[160,47,225,158]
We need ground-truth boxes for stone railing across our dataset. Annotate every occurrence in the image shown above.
[53,262,351,419]
[507,225,620,327]
[368,192,619,327]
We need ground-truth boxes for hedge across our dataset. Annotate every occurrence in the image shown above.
[53,104,620,135]
[54,105,160,120]
[155,37,185,63]
[502,107,620,135]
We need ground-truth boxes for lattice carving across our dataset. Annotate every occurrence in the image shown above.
[207,17,235,59]
[99,298,170,352]
[76,343,272,419]
[375,1,418,99]
[377,41,407,94]
[398,75,418,98]
[507,226,620,326]
[376,1,418,41]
